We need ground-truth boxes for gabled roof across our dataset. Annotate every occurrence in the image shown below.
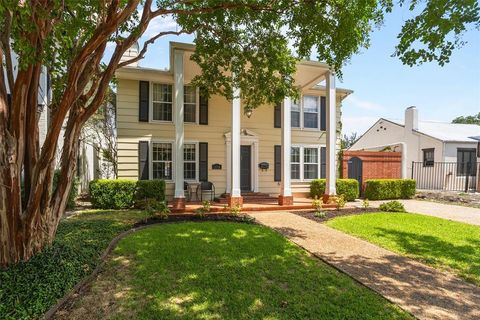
[387,118,480,143]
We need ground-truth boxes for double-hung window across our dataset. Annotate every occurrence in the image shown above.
[184,86,197,123]
[152,143,173,180]
[152,84,173,121]
[303,96,319,129]
[291,146,321,181]
[291,95,321,129]
[184,143,197,180]
[291,147,301,179]
[422,148,434,167]
[457,148,477,176]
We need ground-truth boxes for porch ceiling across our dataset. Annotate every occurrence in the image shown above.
[294,62,330,91]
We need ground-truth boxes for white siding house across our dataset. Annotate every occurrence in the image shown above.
[350,107,480,191]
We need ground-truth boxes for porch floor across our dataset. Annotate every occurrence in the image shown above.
[181,196,335,212]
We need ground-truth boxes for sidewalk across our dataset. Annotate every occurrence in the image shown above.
[250,211,480,320]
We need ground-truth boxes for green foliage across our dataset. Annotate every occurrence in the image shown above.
[452,112,480,125]
[312,197,323,212]
[195,201,211,217]
[310,179,359,201]
[327,212,480,286]
[314,210,327,219]
[364,179,416,200]
[135,180,166,203]
[334,195,346,210]
[89,180,137,209]
[229,204,242,216]
[379,201,406,212]
[53,170,79,210]
[92,222,411,319]
[0,210,149,320]
[341,132,359,150]
[363,198,370,210]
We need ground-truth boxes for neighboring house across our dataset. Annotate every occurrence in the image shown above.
[115,41,352,208]
[350,106,480,191]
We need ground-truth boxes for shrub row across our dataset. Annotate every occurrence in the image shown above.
[364,179,416,200]
[89,179,166,209]
[310,179,359,201]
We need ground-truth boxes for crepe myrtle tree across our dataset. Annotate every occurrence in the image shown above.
[0,0,478,266]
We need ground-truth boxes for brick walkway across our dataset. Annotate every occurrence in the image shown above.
[250,211,480,320]
[369,199,480,226]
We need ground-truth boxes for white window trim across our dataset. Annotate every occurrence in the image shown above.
[291,144,325,182]
[148,139,199,183]
[291,95,322,131]
[149,82,174,123]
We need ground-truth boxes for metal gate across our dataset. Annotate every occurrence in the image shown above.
[411,161,479,192]
[348,157,363,193]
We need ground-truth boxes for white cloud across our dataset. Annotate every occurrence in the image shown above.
[142,15,178,40]
[342,116,379,136]
[346,94,386,111]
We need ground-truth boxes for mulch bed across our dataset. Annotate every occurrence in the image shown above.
[291,207,378,223]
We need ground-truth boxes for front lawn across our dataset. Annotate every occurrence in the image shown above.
[327,212,480,286]
[0,210,150,320]
[55,222,411,320]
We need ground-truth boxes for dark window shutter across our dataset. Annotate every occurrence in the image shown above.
[199,88,208,125]
[274,145,281,181]
[320,147,326,178]
[199,142,208,181]
[274,103,281,128]
[139,81,149,122]
[138,141,149,180]
[320,96,326,131]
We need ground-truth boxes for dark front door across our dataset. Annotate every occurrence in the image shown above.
[240,145,252,192]
[348,157,363,194]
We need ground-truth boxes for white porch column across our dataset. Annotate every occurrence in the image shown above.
[324,71,337,201]
[173,49,185,208]
[279,97,293,205]
[229,86,243,206]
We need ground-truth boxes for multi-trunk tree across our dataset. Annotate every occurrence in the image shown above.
[0,0,478,266]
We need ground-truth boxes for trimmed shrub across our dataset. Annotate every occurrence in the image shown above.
[310,179,359,201]
[364,179,416,200]
[53,170,79,209]
[89,179,137,209]
[135,180,166,202]
[379,200,406,212]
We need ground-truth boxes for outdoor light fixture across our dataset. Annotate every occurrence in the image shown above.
[245,108,253,118]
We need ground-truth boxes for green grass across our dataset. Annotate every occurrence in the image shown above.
[0,210,150,320]
[72,222,412,320]
[327,212,480,285]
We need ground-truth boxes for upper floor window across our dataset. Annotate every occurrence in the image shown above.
[184,86,197,123]
[422,148,434,167]
[291,95,322,129]
[152,84,173,121]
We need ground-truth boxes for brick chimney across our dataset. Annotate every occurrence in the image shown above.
[405,106,418,132]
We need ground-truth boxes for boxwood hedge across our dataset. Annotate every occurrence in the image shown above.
[364,179,416,200]
[310,179,359,201]
[89,179,167,209]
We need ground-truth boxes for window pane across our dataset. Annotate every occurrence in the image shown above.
[303,96,318,113]
[184,86,196,104]
[304,148,318,163]
[184,144,196,161]
[304,113,318,128]
[153,143,172,161]
[291,147,300,163]
[184,162,196,180]
[292,100,300,111]
[291,111,300,127]
[153,162,172,180]
[304,164,318,179]
[153,102,172,121]
[153,84,172,102]
[184,104,196,123]
[291,164,300,180]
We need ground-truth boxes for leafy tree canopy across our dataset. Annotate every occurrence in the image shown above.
[452,112,480,125]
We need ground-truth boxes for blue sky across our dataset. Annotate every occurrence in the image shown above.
[128,7,480,136]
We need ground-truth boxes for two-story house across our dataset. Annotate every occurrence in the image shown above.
[115,41,352,209]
